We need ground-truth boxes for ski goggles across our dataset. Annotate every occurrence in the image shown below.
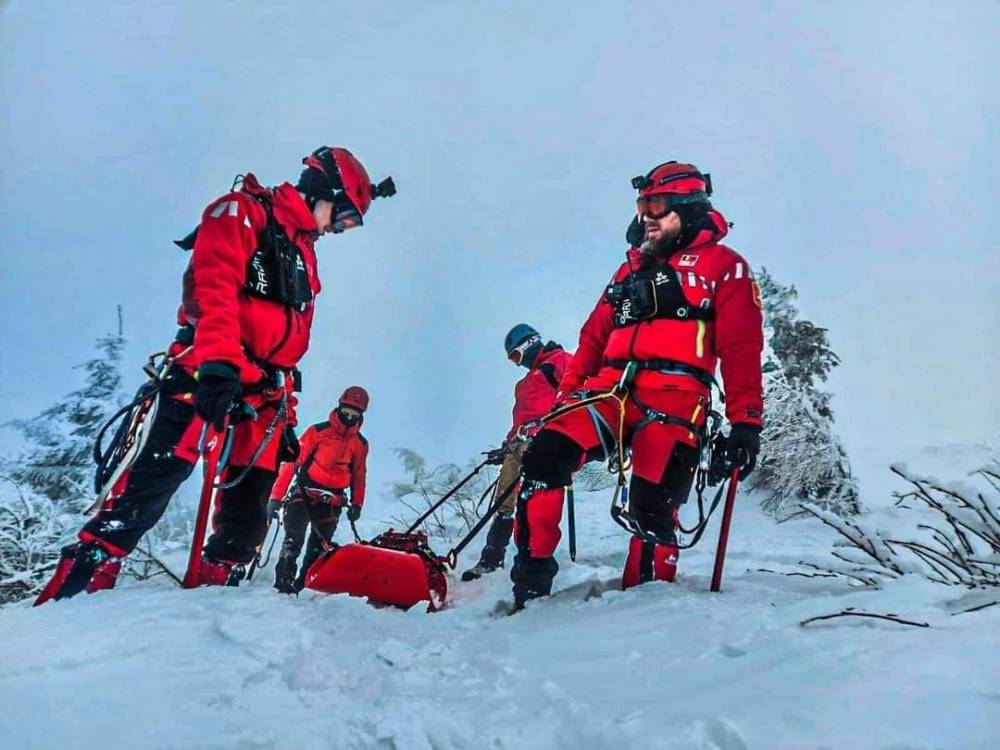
[332,192,363,233]
[507,335,540,365]
[636,191,710,220]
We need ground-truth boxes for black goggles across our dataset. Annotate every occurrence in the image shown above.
[636,191,710,220]
[332,192,362,233]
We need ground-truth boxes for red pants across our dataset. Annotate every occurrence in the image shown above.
[511,382,704,603]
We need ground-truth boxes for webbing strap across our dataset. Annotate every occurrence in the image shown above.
[604,358,716,391]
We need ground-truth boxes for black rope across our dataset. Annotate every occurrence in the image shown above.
[445,476,520,566]
[404,457,491,534]
[92,383,163,492]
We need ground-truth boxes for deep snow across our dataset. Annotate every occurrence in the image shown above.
[1,463,998,750]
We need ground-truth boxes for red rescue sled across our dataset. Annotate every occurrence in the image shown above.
[304,530,448,611]
[303,456,520,612]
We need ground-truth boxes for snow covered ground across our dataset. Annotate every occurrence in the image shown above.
[2,462,998,750]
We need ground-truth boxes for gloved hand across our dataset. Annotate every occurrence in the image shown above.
[279,424,300,462]
[195,366,242,431]
[266,499,282,521]
[625,214,644,248]
[726,423,761,480]
[346,504,362,523]
[484,448,505,465]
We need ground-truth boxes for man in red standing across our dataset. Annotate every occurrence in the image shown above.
[508,161,764,610]
[461,325,572,581]
[36,147,394,603]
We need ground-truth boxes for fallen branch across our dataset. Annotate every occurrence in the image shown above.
[800,609,930,628]
[950,600,998,616]
[756,567,838,579]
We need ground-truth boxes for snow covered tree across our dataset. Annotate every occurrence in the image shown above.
[752,268,860,519]
[1,322,129,603]
[5,331,127,505]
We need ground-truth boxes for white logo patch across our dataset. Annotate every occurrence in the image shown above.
[678,254,699,267]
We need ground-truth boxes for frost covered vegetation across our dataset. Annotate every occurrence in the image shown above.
[801,462,1000,589]
[0,329,190,603]
[751,268,860,520]
[389,448,497,541]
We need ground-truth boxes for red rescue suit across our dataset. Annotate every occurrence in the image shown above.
[507,345,575,442]
[512,210,764,602]
[271,413,369,508]
[169,173,322,469]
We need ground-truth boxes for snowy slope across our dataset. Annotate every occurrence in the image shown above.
[1,475,998,750]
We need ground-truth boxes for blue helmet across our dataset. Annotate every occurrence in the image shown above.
[504,323,540,356]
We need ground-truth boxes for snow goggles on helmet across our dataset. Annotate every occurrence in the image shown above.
[507,334,540,365]
[636,191,711,220]
[331,192,362,233]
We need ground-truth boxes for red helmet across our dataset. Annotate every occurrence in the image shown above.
[298,147,396,231]
[632,161,713,221]
[632,161,712,198]
[338,386,370,412]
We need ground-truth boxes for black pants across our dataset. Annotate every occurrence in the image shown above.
[82,394,275,564]
[275,495,343,590]
[512,429,699,600]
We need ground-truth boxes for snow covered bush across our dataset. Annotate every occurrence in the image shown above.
[752,268,860,520]
[389,448,497,543]
[574,461,618,492]
[0,329,131,603]
[801,462,1000,588]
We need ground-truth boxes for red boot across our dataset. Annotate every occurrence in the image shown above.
[34,542,122,606]
[621,535,679,590]
[196,558,245,587]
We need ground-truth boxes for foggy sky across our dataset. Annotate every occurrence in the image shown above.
[2,1,997,501]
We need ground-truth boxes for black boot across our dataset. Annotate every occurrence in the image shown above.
[273,554,298,594]
[462,515,515,581]
[510,549,558,607]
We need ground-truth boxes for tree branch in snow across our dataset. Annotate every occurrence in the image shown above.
[800,609,930,628]
[799,462,1000,589]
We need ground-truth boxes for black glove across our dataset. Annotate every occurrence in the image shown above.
[484,448,505,466]
[727,423,761,480]
[346,504,362,522]
[266,499,281,521]
[194,366,242,431]
[626,214,644,247]
[279,425,300,462]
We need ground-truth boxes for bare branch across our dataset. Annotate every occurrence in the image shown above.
[800,610,930,628]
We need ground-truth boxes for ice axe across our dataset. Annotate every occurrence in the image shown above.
[710,466,741,593]
[182,420,234,588]
[567,483,577,562]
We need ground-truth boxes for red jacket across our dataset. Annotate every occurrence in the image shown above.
[271,413,369,507]
[560,210,764,427]
[179,174,322,385]
[506,344,574,442]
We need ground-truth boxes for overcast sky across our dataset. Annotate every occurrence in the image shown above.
[2,1,997,501]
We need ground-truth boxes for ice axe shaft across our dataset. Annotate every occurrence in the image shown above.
[710,467,741,592]
[182,423,232,588]
[567,483,577,561]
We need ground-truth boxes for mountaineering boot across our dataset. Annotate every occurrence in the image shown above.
[621,535,679,590]
[34,541,122,606]
[273,553,298,594]
[461,514,515,581]
[197,558,246,587]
